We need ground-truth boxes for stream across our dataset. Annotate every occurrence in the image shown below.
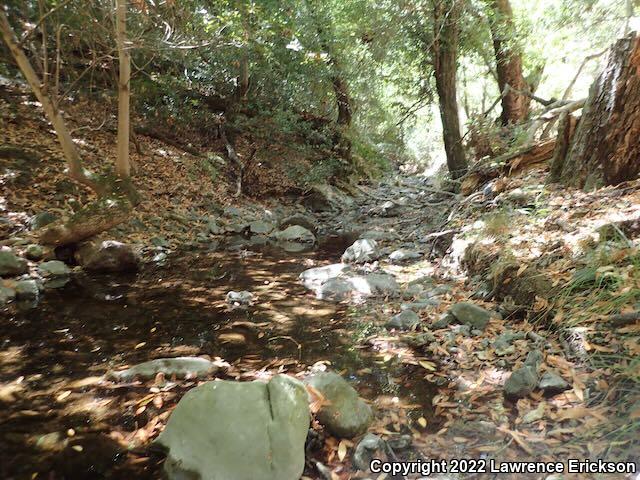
[0,235,437,479]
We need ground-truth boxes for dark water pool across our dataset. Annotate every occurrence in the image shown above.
[0,237,435,479]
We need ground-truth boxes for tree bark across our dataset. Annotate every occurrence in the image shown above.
[487,0,529,125]
[547,112,578,183]
[0,9,101,192]
[236,0,251,100]
[115,0,131,179]
[559,33,640,189]
[433,0,467,179]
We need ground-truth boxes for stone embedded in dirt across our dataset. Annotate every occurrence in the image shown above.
[226,290,254,308]
[272,225,316,243]
[401,298,440,312]
[341,239,380,263]
[38,260,71,277]
[538,371,569,393]
[504,365,538,398]
[0,249,28,277]
[0,286,16,304]
[305,371,372,438]
[75,241,139,273]
[389,249,421,264]
[306,270,399,302]
[29,211,58,230]
[403,331,436,347]
[109,357,218,382]
[156,375,309,480]
[449,302,492,330]
[279,213,318,234]
[25,244,45,261]
[353,433,384,471]
[386,310,420,330]
[493,330,525,356]
[249,220,275,235]
[524,350,543,369]
[15,279,39,300]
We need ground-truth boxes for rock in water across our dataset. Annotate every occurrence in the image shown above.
[0,249,28,277]
[272,225,316,243]
[226,290,254,308]
[306,372,372,438]
[75,241,139,272]
[109,357,218,381]
[449,302,491,330]
[156,375,309,480]
[386,310,420,330]
[341,239,380,263]
[353,433,384,471]
[280,213,318,234]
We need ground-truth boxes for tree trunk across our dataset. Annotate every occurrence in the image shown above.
[487,0,529,125]
[433,0,467,179]
[115,0,131,179]
[547,112,578,183]
[236,0,251,100]
[0,9,100,193]
[333,75,352,127]
[559,33,640,189]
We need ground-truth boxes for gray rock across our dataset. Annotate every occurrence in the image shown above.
[225,222,249,234]
[25,244,45,261]
[76,241,139,272]
[311,273,399,301]
[389,249,421,263]
[0,286,16,304]
[341,239,380,263]
[299,264,351,290]
[15,279,39,300]
[404,332,436,347]
[249,220,275,235]
[402,283,425,299]
[0,250,28,277]
[207,219,225,235]
[432,312,455,329]
[305,372,372,438]
[538,371,569,393]
[272,225,316,244]
[387,310,420,330]
[494,330,525,356]
[449,303,492,330]
[29,212,57,230]
[38,260,71,277]
[387,434,412,450]
[401,299,440,312]
[279,213,318,234]
[156,375,309,480]
[353,433,384,471]
[109,357,218,382]
[226,290,254,308]
[524,350,543,369]
[504,365,538,398]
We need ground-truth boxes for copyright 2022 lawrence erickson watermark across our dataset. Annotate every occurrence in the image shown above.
[369,458,638,476]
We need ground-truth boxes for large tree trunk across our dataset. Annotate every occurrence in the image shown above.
[433,0,467,179]
[115,0,131,179]
[333,75,352,127]
[558,33,640,189]
[487,0,530,125]
[0,9,100,193]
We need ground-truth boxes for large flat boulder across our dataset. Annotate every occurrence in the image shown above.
[341,239,380,264]
[156,375,310,480]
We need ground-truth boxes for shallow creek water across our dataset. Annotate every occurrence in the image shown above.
[0,236,436,479]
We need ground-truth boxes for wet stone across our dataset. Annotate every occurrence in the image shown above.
[386,310,420,330]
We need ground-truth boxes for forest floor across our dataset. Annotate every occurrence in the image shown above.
[1,82,639,479]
